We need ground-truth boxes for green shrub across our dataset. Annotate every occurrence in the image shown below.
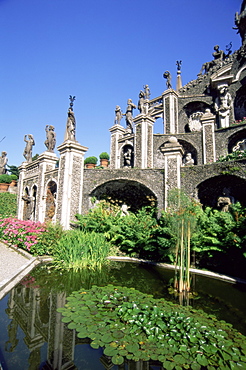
[0,193,17,218]
[99,152,110,160]
[0,174,12,183]
[84,156,98,164]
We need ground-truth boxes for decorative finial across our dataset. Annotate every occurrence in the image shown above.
[176,60,182,71]
[69,95,76,111]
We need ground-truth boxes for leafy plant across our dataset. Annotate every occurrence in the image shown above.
[0,193,17,218]
[217,150,246,162]
[99,152,110,160]
[7,164,19,178]
[84,156,98,164]
[0,174,12,183]
[53,229,111,270]
[58,285,246,368]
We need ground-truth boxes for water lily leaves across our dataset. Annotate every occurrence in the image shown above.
[57,285,246,369]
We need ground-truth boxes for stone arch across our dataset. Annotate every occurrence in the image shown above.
[90,179,158,213]
[45,180,57,221]
[234,83,246,120]
[197,174,246,208]
[228,128,246,153]
[181,101,211,132]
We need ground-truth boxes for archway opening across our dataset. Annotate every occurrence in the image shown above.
[90,179,157,213]
[197,175,246,208]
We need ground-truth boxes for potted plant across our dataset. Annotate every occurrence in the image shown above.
[84,156,98,169]
[9,174,18,187]
[0,174,12,191]
[99,152,110,167]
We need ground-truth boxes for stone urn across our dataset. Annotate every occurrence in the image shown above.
[85,163,96,169]
[0,183,10,192]
[100,158,109,168]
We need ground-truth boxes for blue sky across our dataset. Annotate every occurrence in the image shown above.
[0,0,242,168]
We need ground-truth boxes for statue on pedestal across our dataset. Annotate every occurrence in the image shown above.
[23,134,35,162]
[44,125,56,152]
[124,99,136,133]
[0,151,8,174]
[64,96,76,141]
[214,85,232,128]
[114,105,123,125]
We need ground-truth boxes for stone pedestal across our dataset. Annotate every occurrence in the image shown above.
[56,141,88,229]
[162,89,179,134]
[160,137,184,209]
[109,124,126,169]
[134,114,155,169]
[200,110,216,164]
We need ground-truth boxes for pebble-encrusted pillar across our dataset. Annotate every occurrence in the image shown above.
[56,140,88,229]
[17,162,28,220]
[160,137,184,209]
[109,124,126,169]
[134,114,155,168]
[200,109,216,164]
[162,89,179,134]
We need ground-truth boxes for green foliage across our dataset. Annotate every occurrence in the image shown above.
[99,152,110,160]
[84,156,98,164]
[7,165,19,178]
[53,229,111,270]
[34,222,64,256]
[217,150,246,162]
[0,193,17,218]
[0,174,12,183]
[32,153,39,161]
[58,285,246,368]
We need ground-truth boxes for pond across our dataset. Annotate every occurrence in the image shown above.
[0,261,246,370]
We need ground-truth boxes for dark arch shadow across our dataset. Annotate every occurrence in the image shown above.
[197,175,246,208]
[90,179,157,213]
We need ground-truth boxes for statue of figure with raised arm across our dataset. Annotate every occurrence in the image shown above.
[44,125,56,152]
[23,134,35,162]
[124,99,136,133]
[64,95,76,141]
[0,151,8,174]
[163,71,172,89]
[114,105,123,125]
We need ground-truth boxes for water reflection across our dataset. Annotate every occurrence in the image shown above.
[1,262,246,369]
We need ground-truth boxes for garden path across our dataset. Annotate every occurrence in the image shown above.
[0,242,39,299]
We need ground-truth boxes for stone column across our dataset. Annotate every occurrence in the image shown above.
[200,109,216,164]
[56,140,88,229]
[109,124,126,169]
[160,137,184,209]
[162,89,179,134]
[36,152,58,223]
[134,114,155,169]
[17,162,28,220]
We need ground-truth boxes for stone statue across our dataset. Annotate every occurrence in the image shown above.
[114,105,123,125]
[121,203,130,216]
[22,194,34,220]
[143,84,150,100]
[214,85,232,128]
[138,90,146,114]
[23,134,35,162]
[44,125,56,152]
[123,147,133,167]
[198,45,227,75]
[64,96,76,141]
[0,151,8,174]
[183,153,194,166]
[124,99,136,133]
[188,112,203,132]
[163,71,172,89]
[217,188,234,212]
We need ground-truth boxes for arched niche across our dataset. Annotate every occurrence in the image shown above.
[180,101,211,132]
[178,139,198,165]
[45,180,57,221]
[228,128,246,153]
[121,144,134,168]
[234,83,246,120]
[197,175,246,208]
[90,179,157,213]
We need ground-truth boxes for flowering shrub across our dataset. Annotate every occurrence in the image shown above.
[216,150,246,162]
[0,218,46,253]
[231,117,246,125]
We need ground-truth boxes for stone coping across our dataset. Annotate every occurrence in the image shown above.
[107,256,246,285]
